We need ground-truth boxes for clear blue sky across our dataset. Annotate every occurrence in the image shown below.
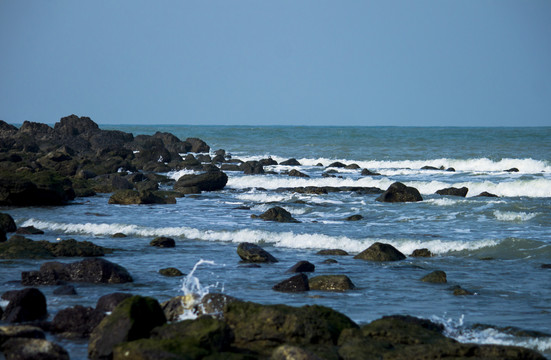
[1,1,550,126]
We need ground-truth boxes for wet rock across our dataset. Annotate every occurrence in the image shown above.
[421,165,444,171]
[53,285,77,295]
[174,171,228,192]
[251,206,300,223]
[421,270,447,283]
[280,158,301,166]
[309,275,356,291]
[237,242,278,263]
[505,167,519,172]
[1,288,47,323]
[0,236,52,259]
[361,168,381,176]
[197,293,239,316]
[286,261,315,273]
[345,214,363,221]
[108,189,174,205]
[220,164,241,171]
[273,274,310,292]
[0,171,75,206]
[410,248,433,257]
[354,242,406,262]
[322,259,338,264]
[185,137,210,153]
[272,344,323,360]
[541,264,551,269]
[288,169,309,178]
[452,285,474,296]
[259,157,278,166]
[476,191,499,198]
[327,162,347,168]
[1,338,69,360]
[96,293,134,313]
[159,267,184,277]
[376,182,423,203]
[0,325,45,345]
[112,233,127,238]
[15,226,44,235]
[436,186,469,197]
[345,164,360,169]
[152,131,190,154]
[0,213,17,233]
[88,295,166,360]
[316,249,349,256]
[51,305,106,338]
[240,160,265,174]
[49,238,107,257]
[150,237,176,248]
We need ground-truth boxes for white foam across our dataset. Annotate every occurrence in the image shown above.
[493,211,539,222]
[178,259,220,321]
[167,169,199,180]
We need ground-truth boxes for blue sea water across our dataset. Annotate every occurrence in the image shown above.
[2,125,551,358]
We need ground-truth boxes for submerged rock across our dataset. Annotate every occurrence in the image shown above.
[159,267,184,277]
[476,191,499,198]
[236,242,278,263]
[376,182,423,203]
[150,237,176,248]
[273,274,310,292]
[288,169,309,178]
[354,242,406,262]
[421,270,447,283]
[280,158,301,166]
[251,206,300,223]
[15,226,44,235]
[316,249,349,256]
[436,187,469,197]
[410,248,433,257]
[108,189,175,205]
[345,214,363,221]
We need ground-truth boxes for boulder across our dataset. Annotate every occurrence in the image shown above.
[272,345,324,360]
[376,182,423,203]
[96,293,134,313]
[476,191,499,198]
[88,295,167,360]
[345,214,363,221]
[52,285,77,295]
[196,293,239,316]
[152,131,190,154]
[0,213,17,233]
[251,206,300,223]
[361,169,381,176]
[327,162,347,168]
[354,242,406,262]
[280,158,301,166]
[1,338,69,360]
[0,325,45,345]
[150,237,176,248]
[240,161,264,174]
[159,267,184,277]
[1,288,47,323]
[436,187,469,197]
[51,305,106,338]
[345,164,360,169]
[0,229,5,242]
[273,274,310,292]
[259,157,278,166]
[309,275,356,291]
[0,236,106,259]
[54,114,99,136]
[452,286,475,296]
[316,249,349,256]
[108,190,175,205]
[15,226,44,235]
[288,169,309,178]
[185,137,210,153]
[410,248,433,257]
[505,167,519,173]
[286,261,315,273]
[421,270,447,283]
[174,171,228,192]
[0,171,75,206]
[237,242,278,263]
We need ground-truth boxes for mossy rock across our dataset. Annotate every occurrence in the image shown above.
[421,270,447,283]
[159,268,184,277]
[309,275,356,291]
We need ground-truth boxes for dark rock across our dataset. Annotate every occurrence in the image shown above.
[354,242,406,262]
[309,275,356,291]
[176,186,202,195]
[280,158,301,166]
[288,169,309,178]
[476,191,499,198]
[259,157,278,166]
[96,293,134,313]
[421,270,447,283]
[51,305,106,338]
[446,167,456,172]
[54,114,99,136]
[152,131,190,154]
[1,338,69,360]
[220,164,240,171]
[112,233,127,238]
[88,295,166,360]
[108,190,174,205]
[322,259,338,264]
[196,293,239,316]
[150,237,176,248]
[286,261,315,273]
[376,182,423,203]
[452,285,475,296]
[1,288,47,323]
[252,206,300,223]
[345,164,360,169]
[316,249,349,256]
[327,162,347,168]
[15,226,44,235]
[159,267,184,277]
[240,161,265,175]
[0,325,45,345]
[185,137,210,153]
[421,165,444,170]
[410,248,433,257]
[49,238,107,257]
[237,242,278,263]
[0,229,5,242]
[436,186,469,197]
[0,236,53,259]
[345,214,363,221]
[0,120,18,132]
[160,296,190,322]
[0,171,75,206]
[505,167,519,172]
[0,213,17,233]
[541,264,551,269]
[174,171,228,192]
[53,285,77,295]
[273,274,310,292]
[272,344,324,360]
[361,169,381,176]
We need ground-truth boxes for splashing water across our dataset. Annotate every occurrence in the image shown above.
[178,259,218,320]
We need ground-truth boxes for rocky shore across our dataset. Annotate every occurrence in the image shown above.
[0,116,548,359]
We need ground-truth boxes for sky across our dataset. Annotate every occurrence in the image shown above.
[0,1,550,127]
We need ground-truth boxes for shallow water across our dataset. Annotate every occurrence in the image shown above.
[1,125,551,358]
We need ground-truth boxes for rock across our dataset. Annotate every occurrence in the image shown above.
[240,161,265,174]
[452,286,474,296]
[52,285,77,295]
[0,171,75,206]
[0,213,17,233]
[150,237,176,248]
[252,206,300,223]
[354,242,406,262]
[272,344,324,360]
[436,187,469,197]
[259,157,278,166]
[280,158,301,166]
[541,264,551,269]
[185,137,210,153]
[421,270,447,283]
[375,182,423,203]
[286,261,315,273]
[108,189,174,205]
[0,236,52,259]
[446,167,456,172]
[345,164,360,169]
[15,226,44,235]
[505,167,519,172]
[196,293,239,316]
[1,288,47,323]
[152,131,190,154]
[0,325,45,345]
[88,295,166,360]
[159,267,184,277]
[96,293,134,313]
[322,259,338,264]
[51,305,106,338]
[1,338,69,360]
[476,191,499,198]
[237,242,278,263]
[174,171,228,192]
[49,238,107,257]
[316,249,349,256]
[327,162,347,168]
[22,258,133,285]
[361,169,381,176]
[345,214,363,221]
[112,233,127,238]
[309,275,356,291]
[54,114,99,136]
[273,274,310,292]
[224,301,358,357]
[0,229,5,242]
[410,248,433,257]
[421,165,444,170]
[288,169,309,178]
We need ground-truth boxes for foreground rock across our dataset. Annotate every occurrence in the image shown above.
[1,338,69,360]
[0,213,17,233]
[236,242,278,263]
[0,170,76,206]
[1,288,47,323]
[376,182,423,203]
[51,305,106,338]
[354,242,406,262]
[174,171,228,192]
[0,236,108,259]
[251,206,300,223]
[21,258,133,285]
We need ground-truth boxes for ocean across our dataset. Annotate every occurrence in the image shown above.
[2,125,551,358]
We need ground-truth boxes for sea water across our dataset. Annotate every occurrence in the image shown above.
[1,125,550,358]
